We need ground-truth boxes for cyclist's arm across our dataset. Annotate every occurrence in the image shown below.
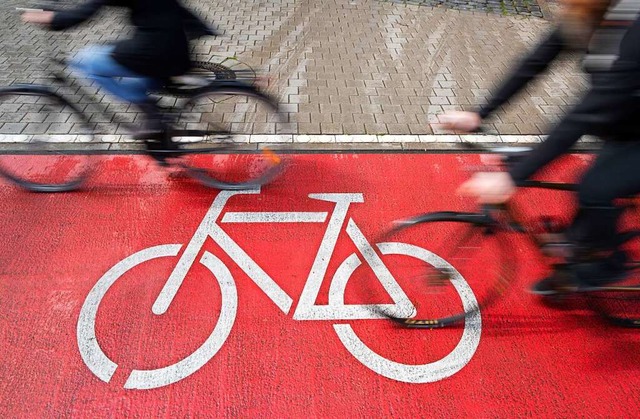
[50,0,108,31]
[477,28,566,119]
[180,4,218,39]
[508,18,640,182]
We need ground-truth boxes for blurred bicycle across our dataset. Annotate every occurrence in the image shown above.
[0,3,286,191]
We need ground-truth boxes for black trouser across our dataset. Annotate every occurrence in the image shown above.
[570,140,640,249]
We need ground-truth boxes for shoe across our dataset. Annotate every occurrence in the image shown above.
[572,249,628,287]
[530,250,628,295]
[131,101,165,140]
[146,137,178,165]
[530,266,580,296]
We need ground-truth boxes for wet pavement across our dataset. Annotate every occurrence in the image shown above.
[382,0,545,18]
[0,0,586,142]
[2,152,640,417]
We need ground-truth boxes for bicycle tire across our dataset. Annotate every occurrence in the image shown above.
[366,211,515,328]
[0,86,94,192]
[166,84,286,190]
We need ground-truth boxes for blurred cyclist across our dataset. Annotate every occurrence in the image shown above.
[21,0,215,140]
[438,1,640,294]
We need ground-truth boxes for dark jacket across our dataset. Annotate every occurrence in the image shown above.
[50,0,215,79]
[477,19,640,182]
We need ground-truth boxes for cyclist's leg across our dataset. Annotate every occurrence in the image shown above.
[114,77,165,138]
[573,140,640,245]
[532,140,640,293]
[70,45,158,104]
[70,46,164,139]
[569,140,640,285]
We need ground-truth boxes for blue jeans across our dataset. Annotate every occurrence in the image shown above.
[70,45,159,104]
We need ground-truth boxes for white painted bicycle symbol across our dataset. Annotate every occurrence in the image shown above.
[77,189,481,389]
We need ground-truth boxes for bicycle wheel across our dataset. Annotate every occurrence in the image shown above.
[365,211,515,328]
[586,232,640,327]
[0,86,93,192]
[168,84,287,190]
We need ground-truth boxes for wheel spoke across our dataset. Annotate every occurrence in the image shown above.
[171,87,287,189]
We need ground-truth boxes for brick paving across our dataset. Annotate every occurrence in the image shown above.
[0,0,587,142]
[382,0,544,18]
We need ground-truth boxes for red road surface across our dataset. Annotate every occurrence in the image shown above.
[1,153,639,417]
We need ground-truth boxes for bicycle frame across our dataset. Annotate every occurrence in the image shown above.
[481,177,638,274]
[43,58,246,140]
[479,179,578,249]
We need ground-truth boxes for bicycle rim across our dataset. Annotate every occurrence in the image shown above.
[0,89,93,192]
[172,87,287,190]
[365,212,515,328]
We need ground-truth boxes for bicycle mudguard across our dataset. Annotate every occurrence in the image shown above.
[0,84,56,96]
[196,82,276,101]
[395,211,494,228]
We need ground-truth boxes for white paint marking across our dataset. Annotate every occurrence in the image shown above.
[152,190,257,315]
[293,194,364,320]
[77,244,183,384]
[222,212,327,223]
[333,242,481,384]
[124,252,238,389]
[343,219,414,315]
[212,222,293,314]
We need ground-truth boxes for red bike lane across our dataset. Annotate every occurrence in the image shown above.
[0,152,638,417]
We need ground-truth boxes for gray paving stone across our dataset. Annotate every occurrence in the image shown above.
[22,122,53,134]
[0,0,582,143]
[0,123,26,134]
[0,113,23,123]
[48,123,77,134]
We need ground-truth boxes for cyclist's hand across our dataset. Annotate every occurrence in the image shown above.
[436,111,481,132]
[457,172,516,204]
[21,11,54,25]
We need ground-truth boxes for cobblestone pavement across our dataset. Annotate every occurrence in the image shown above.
[0,0,587,142]
[382,0,544,18]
